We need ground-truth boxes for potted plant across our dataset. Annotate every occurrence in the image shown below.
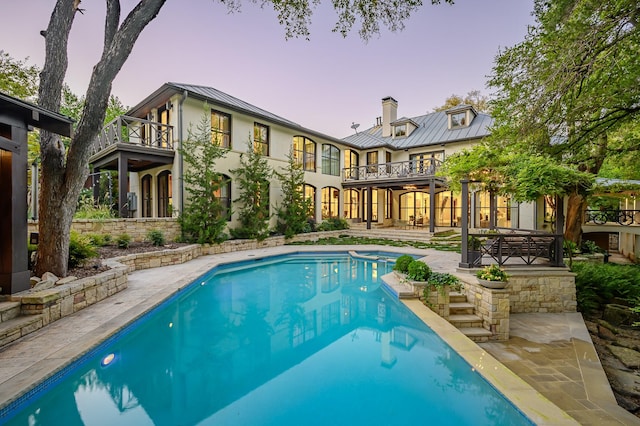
[476,264,509,289]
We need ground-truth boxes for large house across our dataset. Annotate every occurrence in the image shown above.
[88,83,542,232]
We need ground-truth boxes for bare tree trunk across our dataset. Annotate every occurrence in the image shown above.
[564,191,587,244]
[36,0,166,276]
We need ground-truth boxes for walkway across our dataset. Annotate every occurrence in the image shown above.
[0,245,637,424]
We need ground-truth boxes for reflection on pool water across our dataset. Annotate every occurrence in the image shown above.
[3,253,533,425]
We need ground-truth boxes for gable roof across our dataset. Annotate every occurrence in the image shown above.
[342,109,493,150]
[127,83,351,146]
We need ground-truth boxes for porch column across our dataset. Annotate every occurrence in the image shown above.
[117,154,129,218]
[366,186,372,230]
[489,189,497,230]
[429,178,435,233]
[459,178,470,268]
[554,195,565,266]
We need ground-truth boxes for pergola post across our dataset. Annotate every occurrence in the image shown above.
[554,195,565,266]
[366,186,372,230]
[489,189,497,230]
[459,178,471,268]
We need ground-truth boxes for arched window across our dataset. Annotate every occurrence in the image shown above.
[213,174,232,221]
[322,144,340,176]
[343,189,359,219]
[157,170,172,217]
[399,191,429,226]
[363,189,378,222]
[293,136,316,171]
[303,184,316,217]
[344,150,359,179]
[321,186,339,219]
[141,174,152,217]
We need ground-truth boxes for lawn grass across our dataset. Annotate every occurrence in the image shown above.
[288,235,461,252]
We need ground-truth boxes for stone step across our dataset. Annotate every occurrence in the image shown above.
[448,314,483,328]
[0,301,22,323]
[450,302,474,315]
[0,314,44,348]
[449,292,467,303]
[457,327,493,343]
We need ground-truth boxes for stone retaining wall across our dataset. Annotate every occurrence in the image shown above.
[28,218,181,242]
[506,268,577,313]
[461,280,510,341]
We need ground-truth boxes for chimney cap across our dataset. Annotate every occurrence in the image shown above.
[381,96,397,103]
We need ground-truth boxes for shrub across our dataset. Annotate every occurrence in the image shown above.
[428,272,460,288]
[407,260,431,282]
[87,233,110,247]
[116,234,132,249]
[316,217,350,231]
[68,232,98,268]
[572,262,640,314]
[147,229,166,246]
[394,255,414,273]
[580,240,603,254]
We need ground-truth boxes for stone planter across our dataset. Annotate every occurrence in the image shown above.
[478,279,508,289]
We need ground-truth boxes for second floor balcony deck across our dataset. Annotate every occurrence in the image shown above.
[342,158,444,187]
[91,115,174,156]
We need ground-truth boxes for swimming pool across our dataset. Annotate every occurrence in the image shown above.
[2,253,532,425]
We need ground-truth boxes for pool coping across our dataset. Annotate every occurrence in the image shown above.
[0,245,583,424]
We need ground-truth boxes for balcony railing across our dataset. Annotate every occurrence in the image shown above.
[91,115,174,155]
[467,230,563,267]
[585,209,640,226]
[342,158,442,182]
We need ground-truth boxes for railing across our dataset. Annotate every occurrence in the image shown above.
[467,230,563,267]
[342,158,442,182]
[91,115,174,155]
[585,209,640,226]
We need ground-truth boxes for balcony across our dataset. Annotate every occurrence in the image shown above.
[91,115,174,156]
[342,159,443,188]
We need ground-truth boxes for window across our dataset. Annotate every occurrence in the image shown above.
[293,136,316,171]
[211,110,231,148]
[399,191,429,226]
[344,149,359,179]
[366,151,378,173]
[343,189,359,219]
[157,106,171,148]
[254,123,269,155]
[141,174,152,217]
[213,174,232,221]
[363,189,378,222]
[322,144,340,176]
[384,189,392,219]
[451,112,466,128]
[394,124,406,137]
[410,151,444,174]
[157,171,172,217]
[304,184,316,217]
[321,186,339,219]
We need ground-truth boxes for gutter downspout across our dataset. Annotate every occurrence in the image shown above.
[178,90,188,230]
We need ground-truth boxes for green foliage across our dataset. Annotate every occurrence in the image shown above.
[68,232,98,269]
[468,236,482,250]
[426,272,460,295]
[432,90,489,113]
[275,151,313,238]
[178,107,230,244]
[230,139,273,241]
[116,234,131,249]
[407,260,431,282]
[580,240,603,255]
[476,264,508,282]
[572,262,640,314]
[87,233,110,247]
[0,51,39,100]
[147,229,166,246]
[393,255,415,273]
[74,188,116,219]
[316,217,350,231]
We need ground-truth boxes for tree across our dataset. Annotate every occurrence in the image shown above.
[178,108,229,243]
[35,0,452,276]
[433,90,490,112]
[0,51,39,100]
[275,151,312,238]
[230,139,273,241]
[486,0,640,243]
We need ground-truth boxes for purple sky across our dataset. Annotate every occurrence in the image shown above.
[1,0,534,137]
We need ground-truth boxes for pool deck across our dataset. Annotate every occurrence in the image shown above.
[0,245,638,425]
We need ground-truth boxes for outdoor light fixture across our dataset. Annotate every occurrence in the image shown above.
[101,353,116,367]
[403,184,417,190]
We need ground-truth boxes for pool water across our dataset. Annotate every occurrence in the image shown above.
[3,253,532,425]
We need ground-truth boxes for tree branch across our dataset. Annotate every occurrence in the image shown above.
[103,0,121,57]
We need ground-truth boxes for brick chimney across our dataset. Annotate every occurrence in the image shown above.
[381,96,397,137]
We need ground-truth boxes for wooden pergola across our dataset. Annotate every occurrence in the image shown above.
[0,92,73,294]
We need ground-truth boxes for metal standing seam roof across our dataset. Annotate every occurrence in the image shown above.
[129,82,354,146]
[342,110,494,150]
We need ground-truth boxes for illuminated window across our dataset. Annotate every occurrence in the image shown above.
[254,123,269,155]
[211,110,231,148]
[321,186,339,219]
[293,136,316,171]
[322,144,340,176]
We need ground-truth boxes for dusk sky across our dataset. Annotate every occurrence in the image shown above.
[1,0,535,137]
